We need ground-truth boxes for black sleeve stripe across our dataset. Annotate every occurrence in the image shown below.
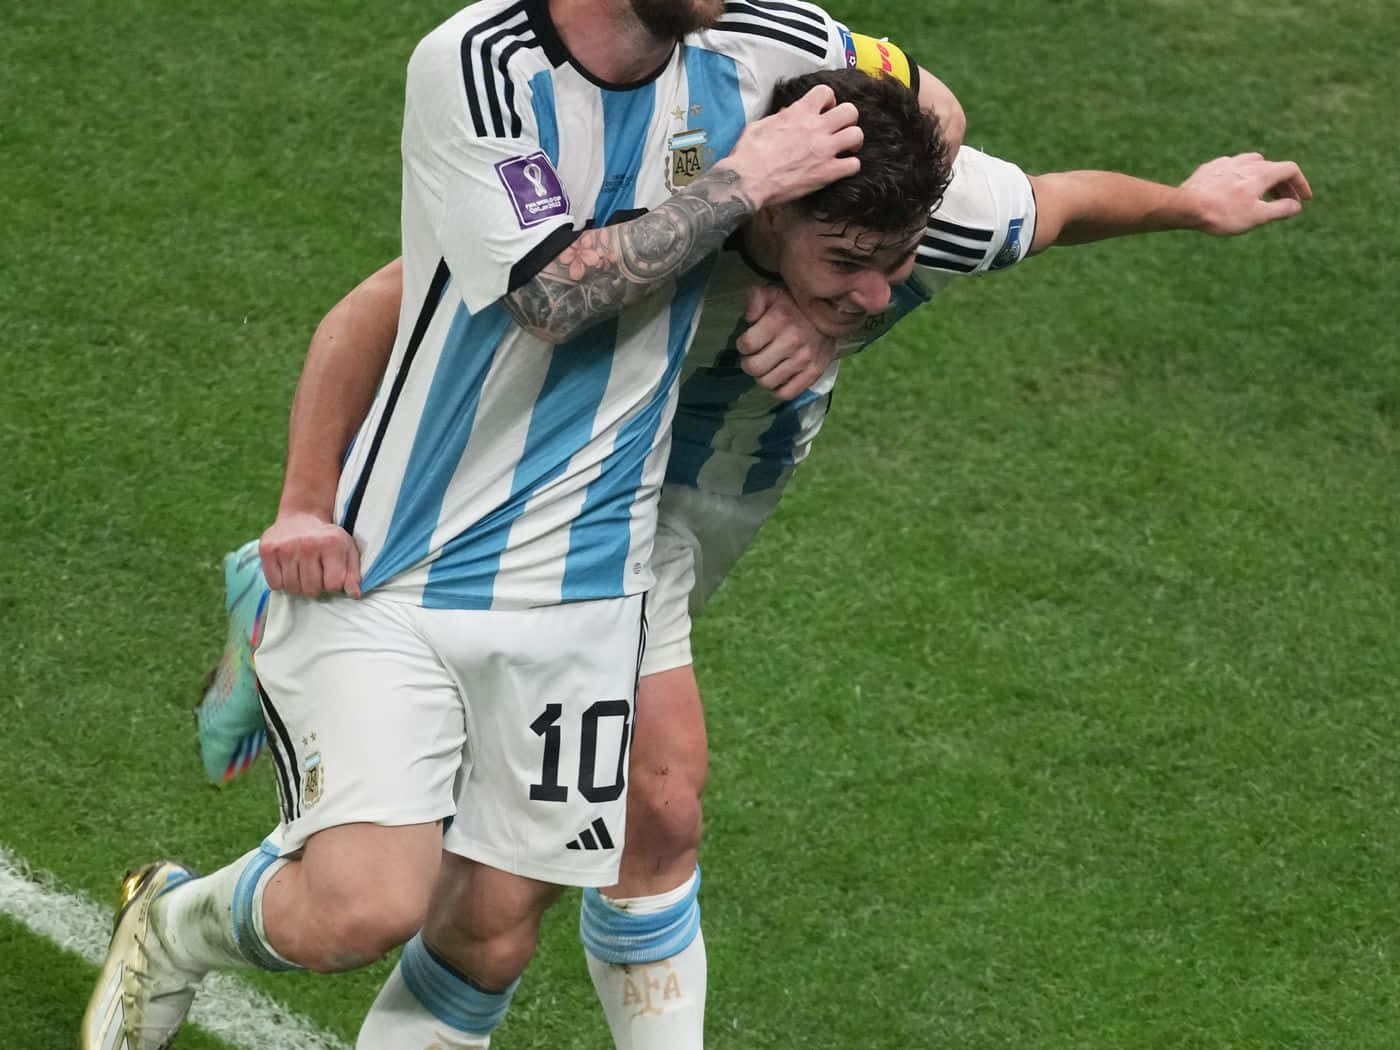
[915,250,978,274]
[711,19,827,60]
[494,33,539,139]
[930,218,994,242]
[508,224,583,293]
[459,2,529,138]
[733,0,828,32]
[920,235,985,260]
[723,0,828,44]
[342,258,453,535]
[478,21,534,139]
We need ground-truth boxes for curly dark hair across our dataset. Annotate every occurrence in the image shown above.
[768,69,950,237]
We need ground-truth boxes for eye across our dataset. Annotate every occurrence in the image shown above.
[829,259,863,274]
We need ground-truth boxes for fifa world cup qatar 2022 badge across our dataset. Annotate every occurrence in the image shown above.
[496,151,570,228]
[665,103,713,191]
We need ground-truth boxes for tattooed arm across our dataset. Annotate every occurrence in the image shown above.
[503,83,863,345]
[502,167,755,342]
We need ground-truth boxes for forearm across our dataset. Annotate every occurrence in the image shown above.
[1028,171,1203,252]
[502,166,756,343]
[278,260,403,518]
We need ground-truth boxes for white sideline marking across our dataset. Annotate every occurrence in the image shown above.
[0,845,349,1050]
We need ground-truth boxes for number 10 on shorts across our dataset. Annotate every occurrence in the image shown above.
[528,699,631,804]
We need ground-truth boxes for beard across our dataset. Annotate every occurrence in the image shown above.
[627,0,725,41]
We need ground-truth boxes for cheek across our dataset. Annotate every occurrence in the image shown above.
[792,265,845,300]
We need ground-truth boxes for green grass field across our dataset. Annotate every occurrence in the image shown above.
[6,1,1399,1047]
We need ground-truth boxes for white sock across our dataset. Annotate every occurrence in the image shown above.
[152,841,298,974]
[580,870,706,1050]
[357,934,518,1050]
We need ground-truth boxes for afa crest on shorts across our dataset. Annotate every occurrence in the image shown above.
[301,750,323,808]
[665,104,713,191]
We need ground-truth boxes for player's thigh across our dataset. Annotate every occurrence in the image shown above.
[254,591,467,855]
[422,595,645,888]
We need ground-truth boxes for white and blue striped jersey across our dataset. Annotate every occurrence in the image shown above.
[667,146,1039,496]
[336,0,860,609]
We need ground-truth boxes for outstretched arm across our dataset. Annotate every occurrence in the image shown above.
[1029,152,1311,254]
[260,259,402,598]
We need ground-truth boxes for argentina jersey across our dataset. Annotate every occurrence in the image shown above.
[667,146,1040,497]
[334,0,855,609]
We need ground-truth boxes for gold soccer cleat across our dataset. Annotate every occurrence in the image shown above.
[80,861,200,1050]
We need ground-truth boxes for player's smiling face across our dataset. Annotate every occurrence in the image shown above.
[627,0,726,40]
[770,216,922,337]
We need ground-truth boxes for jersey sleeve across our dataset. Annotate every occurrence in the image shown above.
[402,27,578,315]
[698,4,918,104]
[915,146,1038,278]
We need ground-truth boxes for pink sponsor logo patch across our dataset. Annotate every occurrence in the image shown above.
[495,151,570,228]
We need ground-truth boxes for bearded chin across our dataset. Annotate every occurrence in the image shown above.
[628,0,722,40]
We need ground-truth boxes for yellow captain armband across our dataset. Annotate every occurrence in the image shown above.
[841,30,916,90]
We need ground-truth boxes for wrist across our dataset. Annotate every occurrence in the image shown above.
[712,157,768,212]
[275,489,336,524]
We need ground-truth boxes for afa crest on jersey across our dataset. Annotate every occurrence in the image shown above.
[667,128,710,190]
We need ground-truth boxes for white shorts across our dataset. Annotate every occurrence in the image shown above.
[253,590,645,887]
[643,483,784,677]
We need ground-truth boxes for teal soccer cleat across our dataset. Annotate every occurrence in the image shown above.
[195,539,269,785]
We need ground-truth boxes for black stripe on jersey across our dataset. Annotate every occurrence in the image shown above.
[342,258,452,535]
[258,682,300,823]
[477,19,536,140]
[930,218,994,242]
[710,19,827,60]
[723,0,828,44]
[494,32,539,138]
[731,0,828,32]
[921,234,985,260]
[459,2,528,138]
[915,247,978,274]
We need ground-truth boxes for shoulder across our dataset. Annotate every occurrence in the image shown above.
[917,147,1036,275]
[410,0,552,139]
[689,1,843,70]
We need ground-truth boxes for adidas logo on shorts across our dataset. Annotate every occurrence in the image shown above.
[564,817,615,851]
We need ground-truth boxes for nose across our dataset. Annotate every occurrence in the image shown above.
[846,272,892,314]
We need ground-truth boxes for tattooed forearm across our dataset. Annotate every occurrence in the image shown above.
[502,166,755,344]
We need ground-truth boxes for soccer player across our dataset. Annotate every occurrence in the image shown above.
[193,71,1310,1050]
[81,4,960,1050]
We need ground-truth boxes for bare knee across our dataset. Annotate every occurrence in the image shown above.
[627,757,705,864]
